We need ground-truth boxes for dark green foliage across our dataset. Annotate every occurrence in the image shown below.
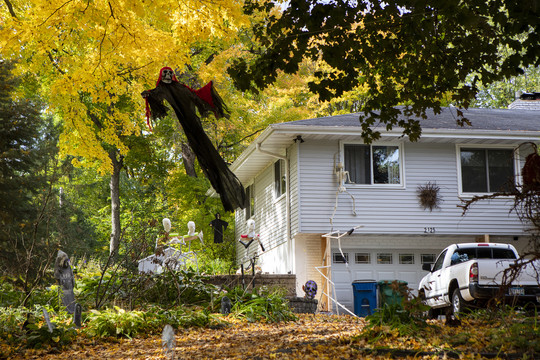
[0,61,44,246]
[137,268,218,307]
[223,286,297,323]
[0,307,77,351]
[229,0,540,143]
[364,303,430,337]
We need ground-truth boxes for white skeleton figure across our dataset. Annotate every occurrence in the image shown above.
[335,161,353,192]
[239,219,265,252]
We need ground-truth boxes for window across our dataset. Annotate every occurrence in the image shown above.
[377,253,393,264]
[399,254,415,264]
[344,144,401,185]
[333,252,349,264]
[421,254,436,264]
[274,159,286,198]
[460,148,515,193]
[451,247,517,260]
[432,250,447,272]
[355,253,371,264]
[245,185,255,219]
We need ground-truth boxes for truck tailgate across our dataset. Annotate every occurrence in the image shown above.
[477,259,540,286]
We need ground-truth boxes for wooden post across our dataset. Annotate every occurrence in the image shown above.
[320,236,331,312]
[475,234,490,243]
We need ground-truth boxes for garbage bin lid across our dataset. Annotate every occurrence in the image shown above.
[378,280,408,285]
[352,279,377,283]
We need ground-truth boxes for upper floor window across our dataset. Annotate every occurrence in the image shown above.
[460,148,515,193]
[245,184,255,219]
[274,159,286,198]
[344,144,401,185]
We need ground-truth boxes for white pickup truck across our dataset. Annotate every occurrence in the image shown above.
[418,243,540,317]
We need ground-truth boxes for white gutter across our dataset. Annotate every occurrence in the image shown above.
[255,142,294,274]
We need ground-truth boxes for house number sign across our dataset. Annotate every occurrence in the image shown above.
[424,227,436,233]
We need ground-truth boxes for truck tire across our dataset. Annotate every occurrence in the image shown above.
[451,288,467,316]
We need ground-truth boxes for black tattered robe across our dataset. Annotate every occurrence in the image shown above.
[144,81,246,212]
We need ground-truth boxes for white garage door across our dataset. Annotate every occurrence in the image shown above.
[330,248,438,313]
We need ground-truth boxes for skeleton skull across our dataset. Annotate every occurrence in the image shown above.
[161,68,174,84]
[303,280,317,300]
[246,219,256,238]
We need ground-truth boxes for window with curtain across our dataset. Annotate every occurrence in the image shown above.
[344,144,401,185]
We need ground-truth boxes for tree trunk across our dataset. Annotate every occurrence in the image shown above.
[181,142,198,178]
[109,150,123,256]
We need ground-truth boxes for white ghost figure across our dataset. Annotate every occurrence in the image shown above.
[163,218,172,233]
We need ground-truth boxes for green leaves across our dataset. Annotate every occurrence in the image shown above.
[230,0,540,142]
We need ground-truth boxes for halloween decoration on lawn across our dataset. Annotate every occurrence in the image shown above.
[162,324,176,360]
[317,226,364,317]
[210,213,228,243]
[42,308,54,333]
[220,296,232,315]
[142,67,246,212]
[239,219,265,252]
[53,250,77,313]
[139,219,202,273]
[303,280,318,300]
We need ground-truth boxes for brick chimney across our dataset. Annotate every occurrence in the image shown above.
[509,92,540,110]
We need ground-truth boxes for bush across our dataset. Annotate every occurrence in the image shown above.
[225,287,297,323]
[0,306,78,353]
[85,306,146,338]
[137,268,219,307]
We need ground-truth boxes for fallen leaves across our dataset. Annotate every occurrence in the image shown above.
[7,311,540,359]
[10,314,365,360]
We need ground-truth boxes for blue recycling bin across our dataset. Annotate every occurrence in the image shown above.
[352,280,378,317]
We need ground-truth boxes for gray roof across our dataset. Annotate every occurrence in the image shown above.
[231,107,540,184]
[278,106,540,132]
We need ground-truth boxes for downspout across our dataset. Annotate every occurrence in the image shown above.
[255,142,293,274]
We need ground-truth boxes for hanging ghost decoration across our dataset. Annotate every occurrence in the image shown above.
[142,67,246,212]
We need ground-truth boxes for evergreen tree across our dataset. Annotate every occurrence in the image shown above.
[0,61,43,248]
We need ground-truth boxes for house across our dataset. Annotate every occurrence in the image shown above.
[230,105,540,313]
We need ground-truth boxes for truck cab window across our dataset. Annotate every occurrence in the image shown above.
[451,251,469,265]
[432,250,447,271]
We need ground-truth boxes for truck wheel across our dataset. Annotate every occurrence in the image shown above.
[451,288,467,316]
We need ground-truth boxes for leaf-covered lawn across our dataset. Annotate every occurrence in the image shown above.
[7,312,540,359]
[9,314,365,359]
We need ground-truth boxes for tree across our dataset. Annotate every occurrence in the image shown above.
[0,61,42,236]
[228,0,540,142]
[472,66,540,108]
[1,0,247,254]
[0,61,98,304]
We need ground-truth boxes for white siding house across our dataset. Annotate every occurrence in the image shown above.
[230,105,540,313]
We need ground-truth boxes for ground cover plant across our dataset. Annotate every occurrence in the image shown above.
[0,254,299,359]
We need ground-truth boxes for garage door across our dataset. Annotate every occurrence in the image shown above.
[330,248,438,313]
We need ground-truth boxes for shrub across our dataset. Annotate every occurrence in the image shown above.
[226,287,297,323]
[85,306,146,338]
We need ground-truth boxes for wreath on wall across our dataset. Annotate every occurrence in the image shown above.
[417,182,442,211]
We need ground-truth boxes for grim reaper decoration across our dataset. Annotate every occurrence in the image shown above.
[142,67,246,211]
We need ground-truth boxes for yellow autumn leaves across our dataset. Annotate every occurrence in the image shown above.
[1,0,248,174]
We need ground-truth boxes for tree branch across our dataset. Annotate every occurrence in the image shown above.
[3,0,17,18]
[218,129,264,150]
